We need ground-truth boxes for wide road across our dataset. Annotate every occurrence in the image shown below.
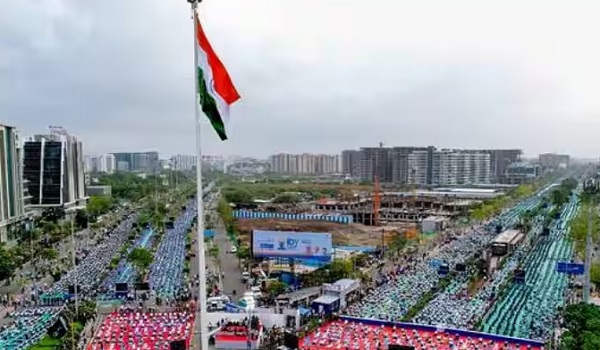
[213,215,246,298]
[188,186,245,300]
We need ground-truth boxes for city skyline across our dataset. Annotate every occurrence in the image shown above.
[4,0,600,158]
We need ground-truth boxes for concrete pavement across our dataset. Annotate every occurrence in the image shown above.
[213,218,246,298]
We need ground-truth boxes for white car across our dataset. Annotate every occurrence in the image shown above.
[250,286,262,298]
[230,246,238,254]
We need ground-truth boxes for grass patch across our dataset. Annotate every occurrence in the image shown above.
[29,336,61,350]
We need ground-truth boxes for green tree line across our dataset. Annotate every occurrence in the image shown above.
[560,303,600,350]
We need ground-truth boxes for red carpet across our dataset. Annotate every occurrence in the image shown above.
[300,320,543,350]
[87,311,194,350]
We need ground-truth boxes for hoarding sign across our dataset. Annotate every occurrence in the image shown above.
[252,230,332,261]
[557,262,585,275]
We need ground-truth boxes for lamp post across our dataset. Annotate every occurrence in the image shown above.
[583,176,599,304]
[244,299,256,350]
[70,212,79,319]
[238,294,256,350]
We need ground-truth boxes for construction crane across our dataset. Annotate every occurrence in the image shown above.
[373,142,383,226]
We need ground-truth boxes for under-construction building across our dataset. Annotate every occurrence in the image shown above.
[315,188,502,225]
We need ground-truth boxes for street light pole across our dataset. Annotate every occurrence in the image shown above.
[583,175,598,304]
[70,216,79,318]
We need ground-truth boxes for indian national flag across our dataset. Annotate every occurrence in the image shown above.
[195,14,240,141]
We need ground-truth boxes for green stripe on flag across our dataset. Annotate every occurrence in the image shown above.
[198,67,227,141]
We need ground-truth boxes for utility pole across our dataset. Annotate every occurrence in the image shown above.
[70,216,79,318]
[584,203,593,303]
[583,175,598,303]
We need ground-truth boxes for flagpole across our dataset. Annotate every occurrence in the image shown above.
[191,1,209,350]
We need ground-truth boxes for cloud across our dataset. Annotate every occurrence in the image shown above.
[2,0,600,158]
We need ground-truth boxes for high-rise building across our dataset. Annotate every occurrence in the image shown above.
[488,149,522,182]
[341,150,361,178]
[116,161,130,172]
[23,130,87,212]
[171,155,196,172]
[358,147,393,182]
[84,155,96,173]
[0,124,27,242]
[112,152,159,173]
[348,145,498,186]
[505,162,540,184]
[391,147,431,184]
[84,154,116,174]
[407,148,435,185]
[352,146,434,183]
[539,153,570,172]
[462,149,522,182]
[269,153,340,175]
[97,154,116,174]
[202,155,226,172]
[429,150,490,186]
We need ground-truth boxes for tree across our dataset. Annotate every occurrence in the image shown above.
[560,303,600,350]
[38,248,59,261]
[388,235,408,255]
[550,188,569,207]
[217,198,236,229]
[236,246,251,260]
[128,248,154,274]
[267,280,286,296]
[75,209,89,228]
[273,193,301,203]
[0,245,17,281]
[76,300,96,323]
[592,263,600,285]
[223,188,254,204]
[41,207,66,223]
[209,245,220,260]
[87,195,113,217]
[329,259,353,280]
[59,328,79,350]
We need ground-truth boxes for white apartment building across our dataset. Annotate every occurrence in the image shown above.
[407,151,429,185]
[171,155,196,171]
[84,154,116,174]
[97,154,116,174]
[269,153,340,175]
[408,149,490,186]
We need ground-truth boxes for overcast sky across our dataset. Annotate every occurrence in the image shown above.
[3,0,600,159]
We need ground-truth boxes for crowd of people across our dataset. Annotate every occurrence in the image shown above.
[149,200,198,299]
[99,227,156,299]
[0,306,63,350]
[0,179,574,350]
[342,188,557,341]
[300,320,543,350]
[412,216,543,330]
[47,215,139,298]
[482,194,579,340]
[0,186,215,350]
[0,215,138,350]
[87,310,194,350]
[216,316,262,341]
[344,227,500,321]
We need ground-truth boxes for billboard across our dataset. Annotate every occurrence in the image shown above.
[252,230,333,261]
[557,262,585,275]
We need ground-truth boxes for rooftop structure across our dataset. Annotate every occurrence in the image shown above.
[383,188,504,200]
[493,229,523,245]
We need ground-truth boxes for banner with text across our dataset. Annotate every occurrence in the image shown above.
[252,230,333,261]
